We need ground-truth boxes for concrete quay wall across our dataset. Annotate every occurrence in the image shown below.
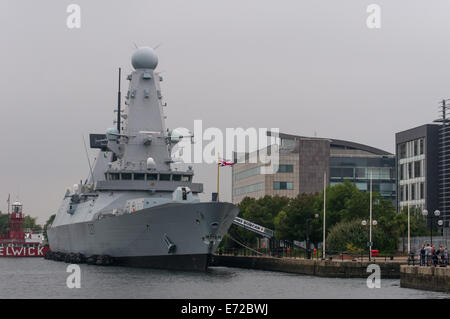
[400,265,450,293]
[211,255,401,279]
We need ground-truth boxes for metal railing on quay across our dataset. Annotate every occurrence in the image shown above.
[215,247,411,263]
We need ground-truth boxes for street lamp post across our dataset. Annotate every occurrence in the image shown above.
[422,209,442,245]
[362,219,377,261]
[306,213,319,259]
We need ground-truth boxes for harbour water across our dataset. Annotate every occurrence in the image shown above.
[0,258,448,299]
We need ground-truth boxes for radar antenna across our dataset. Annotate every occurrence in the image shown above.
[117,68,121,133]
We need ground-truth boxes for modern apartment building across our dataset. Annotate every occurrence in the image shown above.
[395,124,440,214]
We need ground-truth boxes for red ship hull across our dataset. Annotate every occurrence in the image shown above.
[0,244,50,257]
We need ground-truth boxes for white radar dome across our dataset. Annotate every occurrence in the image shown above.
[146,157,156,170]
[106,127,119,141]
[132,47,158,70]
[168,129,184,143]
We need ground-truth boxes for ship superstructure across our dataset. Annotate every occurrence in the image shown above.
[46,47,238,270]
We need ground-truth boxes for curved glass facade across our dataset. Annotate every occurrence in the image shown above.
[329,156,396,203]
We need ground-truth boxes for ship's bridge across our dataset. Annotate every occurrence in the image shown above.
[95,170,203,193]
[103,170,193,183]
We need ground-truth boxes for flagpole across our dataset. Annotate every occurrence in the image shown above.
[407,183,410,255]
[323,171,326,260]
[7,194,10,238]
[369,169,373,262]
[217,153,220,202]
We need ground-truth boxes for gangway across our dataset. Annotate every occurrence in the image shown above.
[232,217,274,238]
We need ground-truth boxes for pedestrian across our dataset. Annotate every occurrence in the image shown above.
[425,244,432,266]
[420,244,426,266]
[439,246,445,266]
[444,247,448,266]
[432,248,438,267]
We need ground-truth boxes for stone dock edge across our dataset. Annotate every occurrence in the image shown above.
[210,255,401,279]
[400,265,450,293]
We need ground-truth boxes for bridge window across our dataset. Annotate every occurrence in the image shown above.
[146,174,158,181]
[134,173,145,180]
[121,173,132,180]
[109,173,120,180]
[182,175,191,182]
[172,175,182,181]
[160,174,171,181]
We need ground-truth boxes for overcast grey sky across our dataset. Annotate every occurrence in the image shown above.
[1,0,450,223]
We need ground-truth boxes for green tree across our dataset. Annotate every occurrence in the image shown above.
[0,212,8,234]
[326,219,368,253]
[393,207,428,252]
[43,214,56,242]
[274,193,321,245]
[23,215,42,232]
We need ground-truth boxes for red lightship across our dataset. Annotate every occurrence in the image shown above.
[0,196,50,257]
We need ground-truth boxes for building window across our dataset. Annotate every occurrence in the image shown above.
[274,181,294,190]
[278,164,294,173]
[414,161,421,178]
[420,139,424,155]
[400,164,404,180]
[400,185,404,201]
[355,182,367,191]
[411,184,415,200]
[330,168,341,178]
[235,183,264,196]
[400,143,407,159]
[281,138,295,149]
[414,140,419,156]
[408,163,412,179]
[420,182,424,199]
[341,168,354,178]
[355,167,366,179]
[235,166,261,181]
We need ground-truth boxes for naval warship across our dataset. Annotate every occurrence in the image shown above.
[46,47,239,271]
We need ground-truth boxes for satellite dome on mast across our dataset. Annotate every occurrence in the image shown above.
[131,47,158,70]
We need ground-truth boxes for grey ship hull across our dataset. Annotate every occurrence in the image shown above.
[47,202,238,271]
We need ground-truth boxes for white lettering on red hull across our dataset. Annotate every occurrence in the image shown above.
[0,245,48,257]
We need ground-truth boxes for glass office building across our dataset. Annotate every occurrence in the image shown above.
[232,133,396,204]
[329,157,396,202]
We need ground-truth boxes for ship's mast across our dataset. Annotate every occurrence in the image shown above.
[117,68,121,133]
[6,194,10,237]
[107,47,170,171]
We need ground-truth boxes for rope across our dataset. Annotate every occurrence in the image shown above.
[227,234,263,255]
